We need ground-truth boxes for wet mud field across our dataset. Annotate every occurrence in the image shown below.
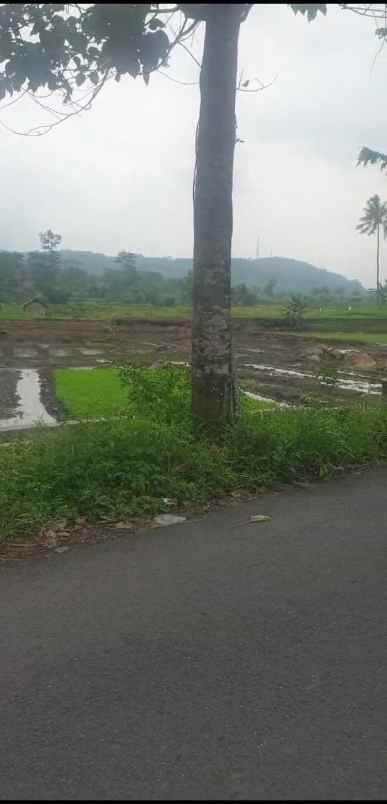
[1,318,387,433]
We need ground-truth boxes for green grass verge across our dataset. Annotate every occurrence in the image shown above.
[2,364,387,540]
[1,400,387,540]
[3,300,387,324]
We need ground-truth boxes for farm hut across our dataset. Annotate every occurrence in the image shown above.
[23,297,49,318]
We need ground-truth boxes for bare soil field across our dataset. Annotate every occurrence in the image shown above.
[0,318,192,368]
[1,318,387,426]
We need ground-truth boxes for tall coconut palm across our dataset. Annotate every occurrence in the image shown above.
[357,195,387,304]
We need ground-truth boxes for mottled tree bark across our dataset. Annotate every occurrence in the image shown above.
[191,4,241,424]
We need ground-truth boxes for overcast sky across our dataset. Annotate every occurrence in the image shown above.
[1,3,387,287]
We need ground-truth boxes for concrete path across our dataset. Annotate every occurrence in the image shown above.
[1,468,387,800]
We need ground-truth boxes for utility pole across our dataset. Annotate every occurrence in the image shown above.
[255,236,260,259]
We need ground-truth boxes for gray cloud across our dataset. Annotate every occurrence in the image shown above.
[1,4,387,287]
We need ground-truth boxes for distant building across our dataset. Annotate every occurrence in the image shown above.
[22,297,48,317]
[366,289,378,303]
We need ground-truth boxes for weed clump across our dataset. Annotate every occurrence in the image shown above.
[1,365,387,539]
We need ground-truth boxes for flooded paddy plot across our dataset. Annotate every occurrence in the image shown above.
[244,363,382,395]
[0,369,57,432]
[1,319,387,433]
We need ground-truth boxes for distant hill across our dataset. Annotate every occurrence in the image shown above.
[59,250,364,295]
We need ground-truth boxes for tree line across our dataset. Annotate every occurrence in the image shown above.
[0,230,364,310]
[0,231,195,307]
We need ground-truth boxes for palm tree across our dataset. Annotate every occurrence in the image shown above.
[357,195,387,305]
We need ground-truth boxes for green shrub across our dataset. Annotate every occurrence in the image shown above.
[118,362,192,426]
[318,367,339,387]
[283,295,308,330]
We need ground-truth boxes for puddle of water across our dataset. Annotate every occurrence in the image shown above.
[80,349,103,356]
[0,369,57,432]
[13,349,38,358]
[338,368,364,377]
[242,390,290,408]
[245,363,314,379]
[50,349,70,357]
[331,378,381,394]
[328,348,359,356]
[244,362,382,395]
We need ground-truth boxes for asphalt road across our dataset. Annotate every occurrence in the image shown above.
[2,468,387,800]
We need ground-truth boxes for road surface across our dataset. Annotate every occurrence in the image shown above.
[1,467,387,800]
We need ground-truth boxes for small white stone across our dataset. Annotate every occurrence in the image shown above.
[113,521,134,530]
[154,514,186,527]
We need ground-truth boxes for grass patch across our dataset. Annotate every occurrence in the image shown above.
[0,302,192,321]
[54,366,277,422]
[55,368,129,419]
[2,365,387,540]
[3,300,387,324]
[0,301,285,321]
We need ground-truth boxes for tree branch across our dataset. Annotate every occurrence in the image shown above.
[236,74,278,93]
[0,90,28,112]
[358,145,387,171]
[177,38,202,67]
[0,70,110,137]
[150,5,180,13]
[340,3,387,19]
[158,71,198,86]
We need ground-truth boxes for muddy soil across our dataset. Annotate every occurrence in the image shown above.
[1,319,387,413]
[0,319,191,368]
[39,369,68,422]
[0,369,21,419]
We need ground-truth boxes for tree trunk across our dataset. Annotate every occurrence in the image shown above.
[377,223,381,305]
[191,4,241,425]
